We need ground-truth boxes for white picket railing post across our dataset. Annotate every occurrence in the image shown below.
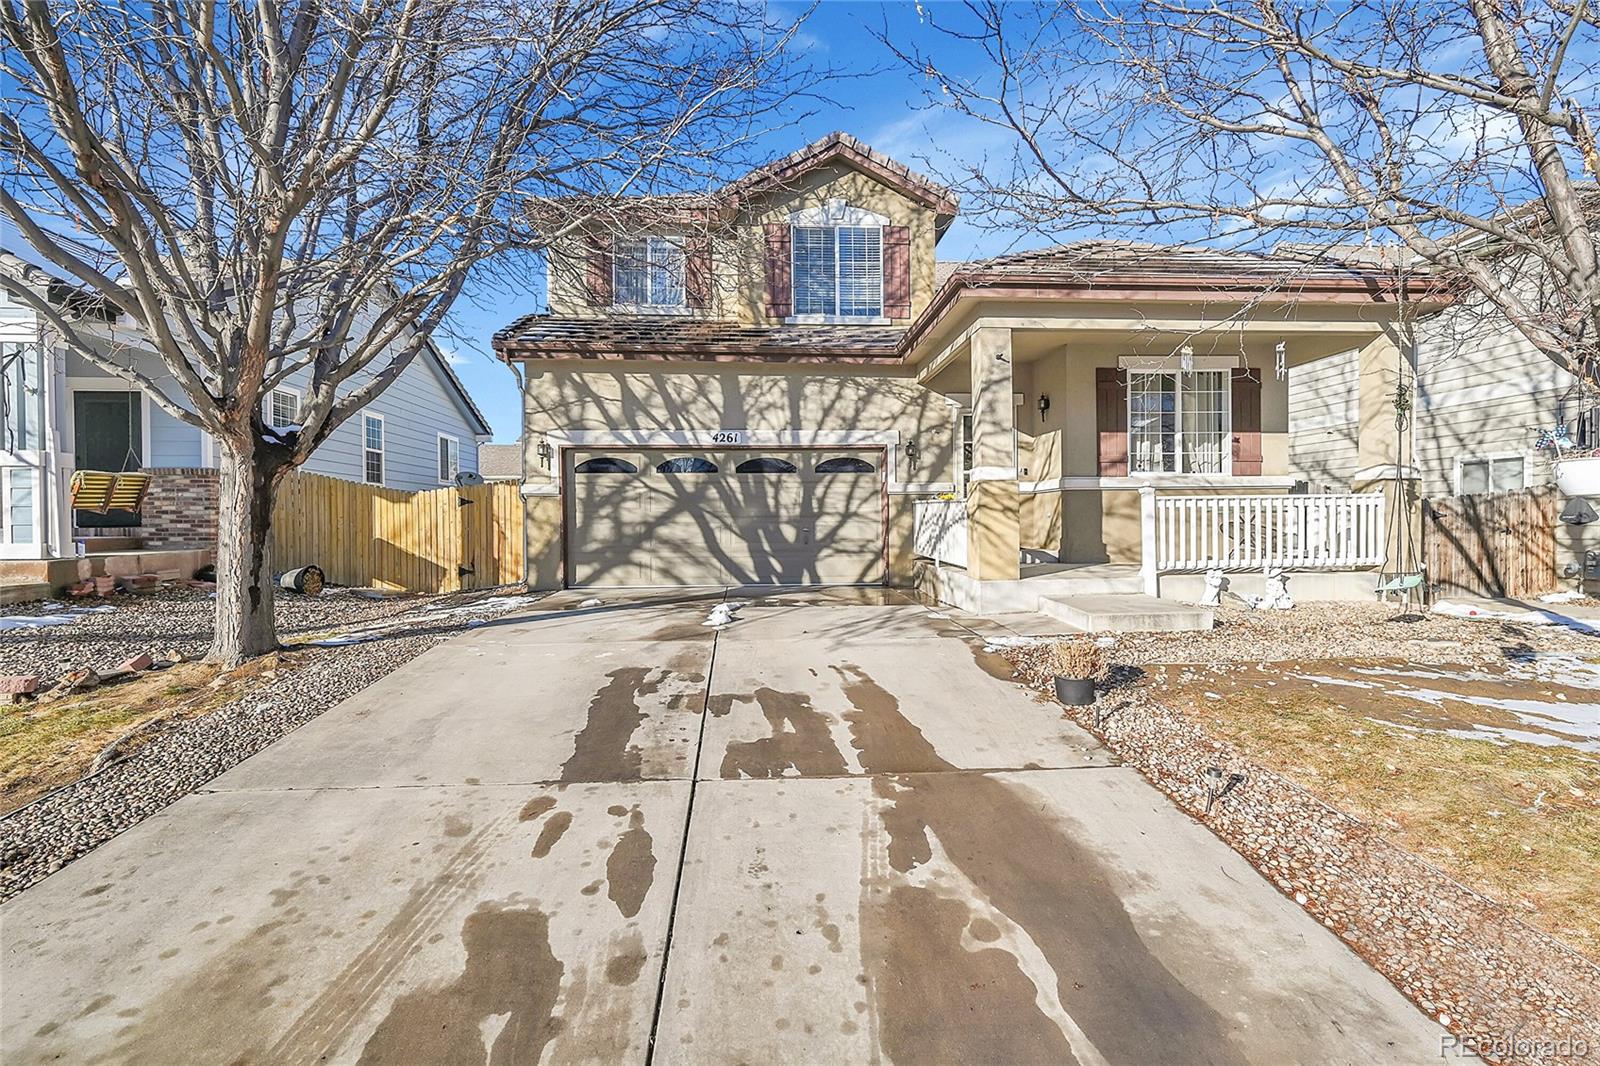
[1152,492,1387,574]
[1140,486,1159,596]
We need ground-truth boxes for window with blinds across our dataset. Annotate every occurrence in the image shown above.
[613,236,686,307]
[792,225,881,317]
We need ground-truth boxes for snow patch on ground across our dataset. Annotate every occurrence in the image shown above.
[702,602,741,628]
[0,605,119,631]
[1432,600,1598,635]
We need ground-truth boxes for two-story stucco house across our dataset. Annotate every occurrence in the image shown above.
[0,249,492,564]
[494,133,1432,619]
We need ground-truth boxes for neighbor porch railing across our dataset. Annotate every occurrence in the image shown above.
[913,498,968,568]
[1153,492,1387,572]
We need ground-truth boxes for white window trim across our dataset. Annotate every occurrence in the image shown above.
[789,199,891,227]
[1453,451,1531,495]
[361,413,385,486]
[266,386,302,429]
[1125,367,1234,478]
[437,432,461,485]
[786,218,885,323]
[612,234,688,311]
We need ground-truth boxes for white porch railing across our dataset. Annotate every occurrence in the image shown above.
[1154,492,1387,572]
[913,498,968,568]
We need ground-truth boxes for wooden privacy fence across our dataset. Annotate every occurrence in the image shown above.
[1424,486,1557,600]
[273,472,525,593]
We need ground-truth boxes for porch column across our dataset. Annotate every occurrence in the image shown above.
[1351,332,1422,578]
[965,326,1021,582]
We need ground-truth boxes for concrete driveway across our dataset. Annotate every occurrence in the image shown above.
[2,589,1451,1064]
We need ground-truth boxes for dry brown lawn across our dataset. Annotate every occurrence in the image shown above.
[0,655,292,815]
[1146,661,1600,957]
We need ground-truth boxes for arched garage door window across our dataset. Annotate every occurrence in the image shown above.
[656,456,719,474]
[574,457,638,474]
[815,456,875,473]
[735,457,798,474]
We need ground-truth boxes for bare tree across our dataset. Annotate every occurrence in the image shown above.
[1,0,810,664]
[889,0,1600,383]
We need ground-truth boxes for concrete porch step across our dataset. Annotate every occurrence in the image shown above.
[1038,593,1214,634]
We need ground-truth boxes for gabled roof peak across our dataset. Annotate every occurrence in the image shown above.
[725,132,959,220]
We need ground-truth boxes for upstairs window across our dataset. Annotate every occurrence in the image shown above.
[614,236,685,308]
[793,225,882,318]
[268,388,300,428]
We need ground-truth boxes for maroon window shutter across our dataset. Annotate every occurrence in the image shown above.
[883,225,911,318]
[586,235,613,307]
[763,223,792,318]
[685,234,712,310]
[1096,367,1129,476]
[1231,368,1263,475]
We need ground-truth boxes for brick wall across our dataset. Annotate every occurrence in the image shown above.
[136,468,218,549]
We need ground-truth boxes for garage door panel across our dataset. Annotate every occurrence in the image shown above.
[566,448,885,588]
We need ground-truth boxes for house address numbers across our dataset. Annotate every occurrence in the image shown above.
[710,430,746,445]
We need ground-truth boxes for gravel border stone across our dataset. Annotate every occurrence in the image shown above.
[1004,631,1600,1066]
[0,587,541,901]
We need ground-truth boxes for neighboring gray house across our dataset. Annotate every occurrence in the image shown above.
[0,252,491,560]
[1291,290,1575,499]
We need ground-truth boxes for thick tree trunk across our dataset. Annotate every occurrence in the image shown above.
[209,438,289,667]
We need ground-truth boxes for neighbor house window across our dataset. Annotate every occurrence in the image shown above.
[268,388,300,428]
[1128,370,1229,475]
[437,434,461,483]
[1456,454,1527,495]
[362,414,384,485]
[793,225,882,318]
[614,236,686,308]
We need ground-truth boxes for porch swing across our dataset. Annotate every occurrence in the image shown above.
[69,376,151,518]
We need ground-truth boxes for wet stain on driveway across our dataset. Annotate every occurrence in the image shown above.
[837,664,1246,1065]
[356,902,564,1066]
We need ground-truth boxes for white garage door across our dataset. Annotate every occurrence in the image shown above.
[565,448,886,587]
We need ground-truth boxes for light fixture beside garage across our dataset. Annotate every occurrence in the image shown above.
[904,437,919,464]
[537,437,553,467]
[1037,393,1050,420]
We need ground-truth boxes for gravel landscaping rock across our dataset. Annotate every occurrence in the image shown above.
[1003,604,1600,1065]
[0,586,541,900]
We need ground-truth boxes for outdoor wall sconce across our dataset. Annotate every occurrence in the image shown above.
[1037,393,1050,419]
[904,438,920,464]
[1275,340,1288,380]
[536,437,553,466]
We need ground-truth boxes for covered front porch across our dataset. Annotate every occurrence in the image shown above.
[901,246,1427,622]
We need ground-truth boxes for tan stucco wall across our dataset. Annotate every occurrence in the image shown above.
[545,162,942,326]
[519,361,960,587]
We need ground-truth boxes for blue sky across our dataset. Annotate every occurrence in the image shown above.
[447,0,1039,442]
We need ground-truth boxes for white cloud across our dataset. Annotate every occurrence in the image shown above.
[436,343,472,367]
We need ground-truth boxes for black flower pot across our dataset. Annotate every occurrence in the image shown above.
[1053,676,1096,706]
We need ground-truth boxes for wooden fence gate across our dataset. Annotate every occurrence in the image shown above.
[1423,486,1558,600]
[272,472,525,593]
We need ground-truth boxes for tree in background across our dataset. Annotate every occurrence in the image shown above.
[892,0,1600,384]
[1,0,810,664]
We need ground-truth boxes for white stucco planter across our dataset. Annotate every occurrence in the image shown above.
[1554,457,1600,497]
